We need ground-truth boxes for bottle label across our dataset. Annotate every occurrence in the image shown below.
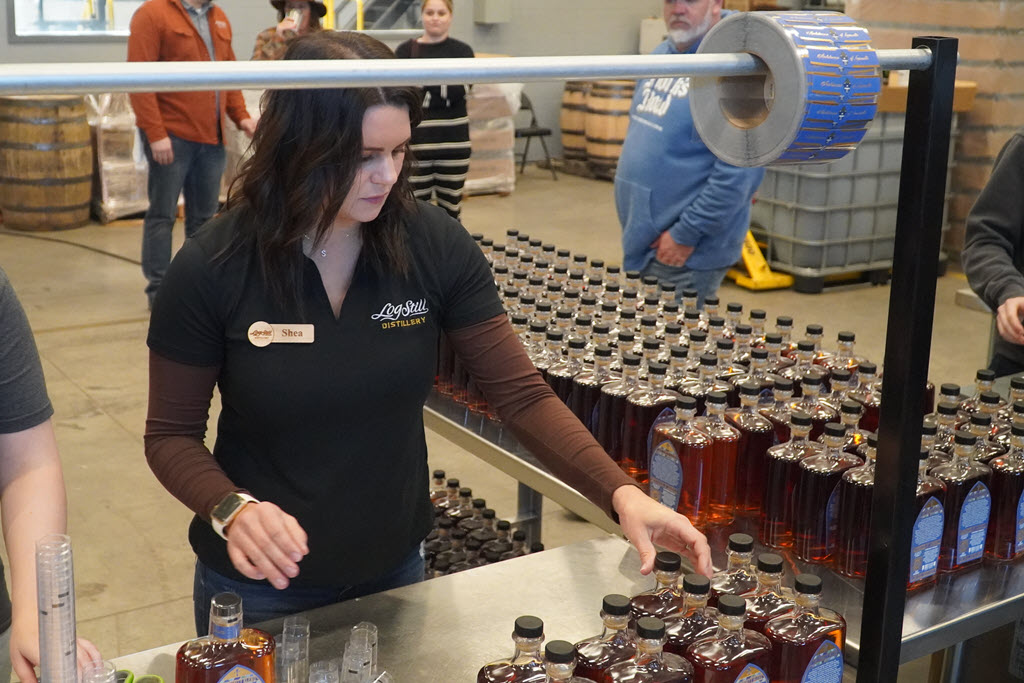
[800,640,843,683]
[647,406,676,455]
[734,663,769,683]
[909,496,943,584]
[649,440,683,511]
[956,481,991,565]
[824,482,841,553]
[1016,489,1024,554]
[216,665,265,683]
[210,623,241,641]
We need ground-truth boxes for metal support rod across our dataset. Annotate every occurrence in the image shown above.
[0,48,930,95]
[857,36,958,683]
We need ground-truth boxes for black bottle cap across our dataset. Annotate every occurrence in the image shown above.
[824,423,847,438]
[503,287,519,298]
[494,243,506,253]
[937,401,959,416]
[465,538,483,550]
[757,553,784,573]
[654,551,682,572]
[665,322,683,336]
[581,293,598,306]
[635,617,666,640]
[980,390,1002,405]
[642,314,659,327]
[683,573,711,595]
[607,264,621,273]
[707,391,728,405]
[802,372,823,386]
[717,595,746,617]
[791,411,812,427]
[544,640,576,664]
[735,324,753,336]
[557,248,571,258]
[777,315,793,326]
[494,264,509,274]
[727,302,743,313]
[642,275,659,286]
[521,294,537,304]
[643,296,660,308]
[547,282,563,293]
[764,333,783,345]
[556,308,573,320]
[750,309,767,320]
[513,529,527,541]
[838,331,855,342]
[601,302,619,313]
[858,361,878,375]
[840,400,863,415]
[514,615,544,638]
[530,542,545,552]
[684,309,701,321]
[605,282,620,292]
[506,228,519,237]
[542,243,555,253]
[831,368,852,382]
[644,339,663,351]
[530,322,547,334]
[1015,400,1024,414]
[704,296,720,306]
[483,509,496,519]
[919,446,930,462]
[921,417,937,436]
[774,377,795,391]
[459,487,472,497]
[682,288,698,299]
[535,260,550,271]
[795,574,823,594]
[623,353,642,367]
[708,316,726,328]
[648,361,667,376]
[716,339,735,351]
[751,348,769,360]
[690,330,708,343]
[700,353,718,367]
[569,337,587,350]
[661,282,677,292]
[517,233,530,242]
[977,369,996,382]
[451,528,468,539]
[602,594,632,616]
[739,381,762,396]
[481,238,492,247]
[954,430,977,446]
[1012,376,1024,391]
[1013,421,1024,437]
[529,238,542,247]
[472,498,486,509]
[595,345,613,358]
[574,253,588,263]
[564,288,581,299]
[537,301,552,312]
[433,469,445,479]
[728,533,754,553]
[496,520,511,531]
[676,395,698,411]
[623,288,639,300]
[620,309,637,320]
[447,478,460,488]
[868,432,878,447]
[806,324,824,336]
[513,269,528,280]
[438,517,454,529]
[797,340,816,352]
[664,301,680,314]
[546,330,564,342]
[520,255,534,264]
[670,344,688,359]
[511,313,529,326]
[939,382,961,397]
[970,413,992,427]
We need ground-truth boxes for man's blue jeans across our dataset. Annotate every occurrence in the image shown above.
[642,258,731,309]
[141,133,226,305]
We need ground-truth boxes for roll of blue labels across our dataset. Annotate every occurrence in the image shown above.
[690,11,881,167]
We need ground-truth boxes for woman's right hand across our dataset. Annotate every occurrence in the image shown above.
[275,16,298,37]
[225,501,309,589]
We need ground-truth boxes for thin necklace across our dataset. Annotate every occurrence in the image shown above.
[304,231,357,258]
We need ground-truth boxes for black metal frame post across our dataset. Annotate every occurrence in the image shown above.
[857,36,958,683]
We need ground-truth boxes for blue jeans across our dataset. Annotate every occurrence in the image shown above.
[192,547,424,635]
[141,133,226,305]
[642,258,731,309]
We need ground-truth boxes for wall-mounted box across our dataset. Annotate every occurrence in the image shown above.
[474,0,511,24]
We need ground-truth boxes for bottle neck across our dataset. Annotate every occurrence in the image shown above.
[512,635,545,663]
[601,614,632,638]
[654,568,681,591]
[740,395,759,412]
[634,637,666,662]
[975,379,994,397]
[790,426,810,443]
[837,340,854,358]
[794,593,822,618]
[757,571,783,592]
[727,549,752,571]
[622,364,640,385]
[823,435,846,455]
[714,614,746,641]
[773,391,793,406]
[675,407,696,427]
[649,374,667,393]
[684,592,709,613]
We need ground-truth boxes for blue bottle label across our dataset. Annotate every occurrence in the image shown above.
[210,623,240,641]
[647,407,676,455]
[1016,489,1024,554]
[956,481,991,565]
[909,496,943,584]
[649,440,683,511]
[734,663,769,683]
[824,483,841,553]
[216,665,265,683]
[800,640,843,683]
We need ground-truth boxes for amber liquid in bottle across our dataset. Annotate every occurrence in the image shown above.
[631,555,686,623]
[622,367,679,485]
[688,597,772,683]
[574,597,637,682]
[548,341,586,406]
[792,426,862,564]
[604,618,693,683]
[743,559,795,634]
[696,394,739,526]
[760,384,794,444]
[477,617,547,683]
[832,445,876,578]
[763,577,846,683]
[932,433,992,572]
[726,386,775,515]
[760,416,823,549]
[984,429,1024,562]
[709,535,757,607]
[663,579,719,662]
[177,594,275,683]
[649,401,711,528]
[908,456,946,592]
[570,349,620,435]
[596,357,642,465]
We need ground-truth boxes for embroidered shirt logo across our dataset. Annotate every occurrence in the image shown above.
[371,299,429,330]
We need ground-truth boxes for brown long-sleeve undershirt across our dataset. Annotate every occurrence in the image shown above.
[144,313,639,522]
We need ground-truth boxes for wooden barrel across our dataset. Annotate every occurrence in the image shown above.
[0,96,93,231]
[585,80,634,180]
[559,81,589,162]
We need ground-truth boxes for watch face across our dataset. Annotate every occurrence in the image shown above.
[213,494,244,522]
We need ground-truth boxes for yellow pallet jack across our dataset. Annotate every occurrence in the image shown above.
[726,231,794,291]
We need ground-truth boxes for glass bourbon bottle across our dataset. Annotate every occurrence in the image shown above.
[726,382,775,516]
[688,595,772,683]
[663,574,719,662]
[760,377,795,445]
[574,594,637,682]
[631,551,687,622]
[761,412,823,550]
[709,533,758,607]
[603,617,694,683]
[548,337,587,405]
[846,361,881,434]
[985,420,1024,562]
[176,593,275,683]
[743,554,795,634]
[597,353,643,465]
[478,616,546,683]
[832,433,878,578]
[649,395,712,528]
[570,345,620,435]
[763,574,846,683]
[623,362,682,485]
[543,640,593,683]
[932,431,992,573]
[695,392,740,526]
[789,373,836,441]
[908,446,946,591]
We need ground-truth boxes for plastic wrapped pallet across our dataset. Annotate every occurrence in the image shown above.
[465,83,521,196]
[86,93,149,223]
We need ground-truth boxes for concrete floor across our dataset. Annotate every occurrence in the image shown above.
[0,169,995,679]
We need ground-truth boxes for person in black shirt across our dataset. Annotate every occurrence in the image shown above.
[145,31,711,633]
[395,0,474,221]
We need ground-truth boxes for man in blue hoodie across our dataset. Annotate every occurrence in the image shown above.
[615,0,764,306]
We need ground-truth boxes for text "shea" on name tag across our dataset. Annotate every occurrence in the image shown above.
[247,321,315,347]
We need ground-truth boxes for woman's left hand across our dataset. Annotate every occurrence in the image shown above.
[612,484,713,578]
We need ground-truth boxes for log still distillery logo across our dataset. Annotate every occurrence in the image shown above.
[371,298,429,330]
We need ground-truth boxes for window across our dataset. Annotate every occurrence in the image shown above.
[10,0,145,39]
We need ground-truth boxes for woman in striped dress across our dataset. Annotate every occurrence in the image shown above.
[395,0,474,220]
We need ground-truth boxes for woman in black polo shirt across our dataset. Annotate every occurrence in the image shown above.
[145,31,710,633]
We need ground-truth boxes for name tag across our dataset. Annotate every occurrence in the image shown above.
[247,321,315,347]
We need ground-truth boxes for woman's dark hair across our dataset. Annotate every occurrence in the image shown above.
[226,31,423,312]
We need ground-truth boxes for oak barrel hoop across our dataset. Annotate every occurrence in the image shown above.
[0,96,93,231]
[560,81,590,162]
[585,80,635,180]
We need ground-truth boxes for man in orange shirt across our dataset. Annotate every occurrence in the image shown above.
[128,0,257,309]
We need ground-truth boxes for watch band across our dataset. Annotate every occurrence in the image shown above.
[211,492,258,540]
